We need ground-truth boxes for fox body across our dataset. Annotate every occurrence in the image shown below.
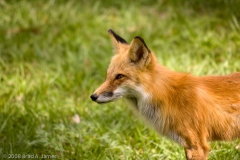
[90,29,240,160]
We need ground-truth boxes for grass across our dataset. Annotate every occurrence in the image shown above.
[0,0,240,159]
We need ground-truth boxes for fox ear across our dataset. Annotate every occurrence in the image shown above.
[128,36,151,67]
[108,29,128,53]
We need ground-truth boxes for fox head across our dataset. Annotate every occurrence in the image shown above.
[90,29,157,104]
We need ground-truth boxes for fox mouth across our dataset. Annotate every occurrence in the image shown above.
[91,88,126,104]
[95,98,113,104]
[95,97,121,104]
[96,101,112,104]
[90,93,123,104]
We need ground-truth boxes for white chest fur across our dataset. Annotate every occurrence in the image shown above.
[126,86,166,134]
[126,86,184,145]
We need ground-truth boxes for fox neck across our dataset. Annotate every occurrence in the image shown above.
[126,64,187,135]
[126,86,169,135]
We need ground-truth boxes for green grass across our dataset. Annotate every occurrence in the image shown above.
[0,0,240,159]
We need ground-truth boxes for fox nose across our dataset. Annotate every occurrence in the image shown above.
[90,94,98,101]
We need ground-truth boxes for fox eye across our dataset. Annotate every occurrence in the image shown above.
[115,74,124,80]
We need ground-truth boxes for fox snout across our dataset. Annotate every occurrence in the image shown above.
[90,91,115,104]
[90,92,113,101]
[90,94,98,101]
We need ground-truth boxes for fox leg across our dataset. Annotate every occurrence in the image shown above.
[182,132,209,160]
[184,146,209,160]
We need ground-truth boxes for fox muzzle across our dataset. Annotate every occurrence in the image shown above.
[90,94,98,101]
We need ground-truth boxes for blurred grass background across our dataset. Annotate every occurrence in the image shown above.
[0,0,240,159]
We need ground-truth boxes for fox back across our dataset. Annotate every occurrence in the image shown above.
[90,29,240,160]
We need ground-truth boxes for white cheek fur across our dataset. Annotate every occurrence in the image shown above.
[113,87,126,98]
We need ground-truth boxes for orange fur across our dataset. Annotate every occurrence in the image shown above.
[90,29,240,160]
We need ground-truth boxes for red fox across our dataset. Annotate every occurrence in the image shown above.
[90,29,240,160]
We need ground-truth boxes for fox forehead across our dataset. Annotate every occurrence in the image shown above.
[107,47,132,75]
